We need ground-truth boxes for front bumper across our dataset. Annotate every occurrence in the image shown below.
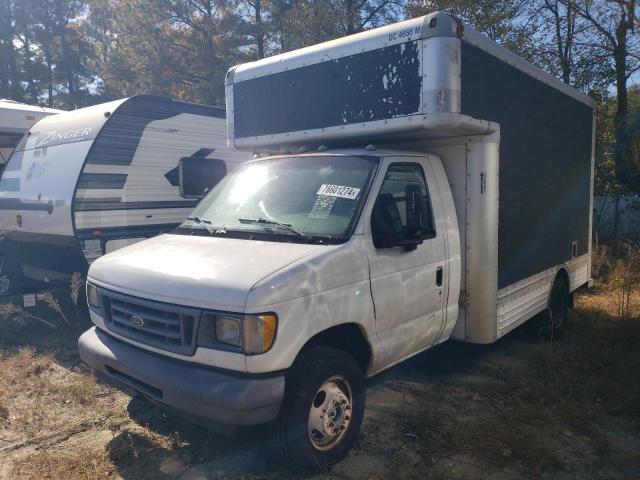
[78,327,285,426]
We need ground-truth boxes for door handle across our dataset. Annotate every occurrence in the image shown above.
[436,266,443,287]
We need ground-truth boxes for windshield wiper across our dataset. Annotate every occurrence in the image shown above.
[186,216,226,234]
[187,216,212,225]
[238,218,312,240]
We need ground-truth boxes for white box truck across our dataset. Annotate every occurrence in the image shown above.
[78,12,595,473]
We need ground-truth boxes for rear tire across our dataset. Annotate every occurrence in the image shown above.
[539,277,570,340]
[274,346,365,475]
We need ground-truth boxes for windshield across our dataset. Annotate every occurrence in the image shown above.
[178,155,378,243]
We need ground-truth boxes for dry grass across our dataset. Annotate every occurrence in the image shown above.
[11,447,116,480]
[506,294,637,463]
[0,348,99,436]
[0,349,55,436]
[591,242,613,280]
[389,276,640,478]
[0,397,8,424]
[0,347,53,383]
[39,292,71,325]
[0,276,89,333]
[107,427,183,465]
[591,242,640,317]
[9,425,188,480]
[0,302,57,329]
[70,272,83,308]
[0,345,184,479]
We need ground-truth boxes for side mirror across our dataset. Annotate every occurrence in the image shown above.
[179,156,227,199]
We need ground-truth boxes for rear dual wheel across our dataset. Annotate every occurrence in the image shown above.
[274,346,365,475]
[539,277,570,340]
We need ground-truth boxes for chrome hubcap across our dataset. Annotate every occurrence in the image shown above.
[307,375,353,451]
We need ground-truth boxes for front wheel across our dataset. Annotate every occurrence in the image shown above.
[274,346,365,474]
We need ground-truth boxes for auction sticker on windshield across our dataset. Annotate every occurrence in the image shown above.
[317,184,361,200]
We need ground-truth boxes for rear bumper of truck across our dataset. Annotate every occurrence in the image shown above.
[78,327,285,426]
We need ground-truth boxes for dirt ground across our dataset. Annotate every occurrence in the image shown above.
[0,284,638,480]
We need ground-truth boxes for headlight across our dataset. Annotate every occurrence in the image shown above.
[197,313,277,355]
[216,316,242,347]
[87,283,100,310]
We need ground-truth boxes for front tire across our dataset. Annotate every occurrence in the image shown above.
[274,346,365,474]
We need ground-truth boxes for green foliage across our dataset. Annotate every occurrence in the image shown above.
[407,0,526,44]
[595,87,640,196]
[0,0,100,108]
[0,0,405,107]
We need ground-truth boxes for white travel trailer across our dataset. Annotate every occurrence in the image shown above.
[0,95,249,292]
[79,12,595,473]
[0,99,62,169]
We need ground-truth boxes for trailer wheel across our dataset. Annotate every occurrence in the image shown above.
[274,346,365,474]
[540,278,570,340]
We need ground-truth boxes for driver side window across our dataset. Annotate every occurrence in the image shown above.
[371,163,435,249]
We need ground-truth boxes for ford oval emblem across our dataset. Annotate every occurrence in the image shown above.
[131,315,144,329]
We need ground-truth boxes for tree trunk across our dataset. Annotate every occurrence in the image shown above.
[546,0,573,85]
[204,2,218,105]
[613,194,621,256]
[1,0,22,101]
[345,0,356,35]
[44,42,53,107]
[0,0,10,98]
[612,27,629,184]
[23,26,38,102]
[561,0,574,84]
[255,0,265,59]
[271,0,290,52]
[60,30,76,102]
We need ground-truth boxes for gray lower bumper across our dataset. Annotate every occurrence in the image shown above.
[78,327,285,426]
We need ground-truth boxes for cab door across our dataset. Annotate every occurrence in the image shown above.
[366,156,447,369]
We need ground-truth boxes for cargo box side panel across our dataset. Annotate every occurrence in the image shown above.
[460,42,593,290]
[232,40,423,141]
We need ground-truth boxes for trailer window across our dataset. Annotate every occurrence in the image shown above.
[372,162,435,247]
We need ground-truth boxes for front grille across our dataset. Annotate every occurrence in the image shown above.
[101,289,200,355]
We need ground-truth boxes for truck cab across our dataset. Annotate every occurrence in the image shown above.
[79,149,459,470]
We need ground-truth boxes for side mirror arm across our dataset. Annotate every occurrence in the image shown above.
[397,237,423,252]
